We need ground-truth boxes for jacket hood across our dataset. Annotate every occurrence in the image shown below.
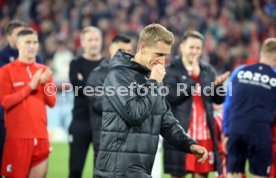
[99,58,110,68]
[110,49,150,74]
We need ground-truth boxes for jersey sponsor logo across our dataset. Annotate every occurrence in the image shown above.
[13,82,25,87]
[237,70,276,89]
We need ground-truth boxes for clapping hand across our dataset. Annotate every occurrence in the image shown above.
[40,68,52,84]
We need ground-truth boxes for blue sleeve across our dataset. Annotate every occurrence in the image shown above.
[223,65,244,135]
[0,51,6,120]
[35,55,44,64]
[0,60,5,67]
[0,107,4,121]
[0,53,9,67]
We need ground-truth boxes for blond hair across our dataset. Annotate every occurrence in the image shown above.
[138,24,174,48]
[182,30,204,42]
[261,38,276,56]
[80,26,102,38]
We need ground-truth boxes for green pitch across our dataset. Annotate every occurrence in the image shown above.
[47,143,251,178]
[47,143,93,178]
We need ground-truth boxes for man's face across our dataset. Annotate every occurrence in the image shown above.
[180,37,203,63]
[81,31,102,57]
[17,34,39,60]
[7,26,25,48]
[109,42,132,58]
[140,41,171,70]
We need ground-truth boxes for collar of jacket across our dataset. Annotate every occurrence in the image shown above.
[110,49,150,75]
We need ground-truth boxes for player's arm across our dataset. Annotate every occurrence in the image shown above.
[222,83,232,136]
[86,69,104,115]
[222,66,244,135]
[0,68,41,110]
[222,66,244,153]
[39,68,56,107]
[104,69,161,126]
[209,66,228,104]
[160,100,197,152]
[42,75,56,108]
[69,60,86,88]
[160,100,208,162]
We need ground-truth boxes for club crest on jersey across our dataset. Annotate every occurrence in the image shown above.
[6,164,12,173]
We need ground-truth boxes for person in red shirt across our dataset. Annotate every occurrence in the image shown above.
[270,114,276,178]
[0,28,56,178]
[163,31,229,178]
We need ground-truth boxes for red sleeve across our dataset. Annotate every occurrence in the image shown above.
[42,76,56,108]
[0,67,32,110]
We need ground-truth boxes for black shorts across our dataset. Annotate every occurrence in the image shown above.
[227,134,272,176]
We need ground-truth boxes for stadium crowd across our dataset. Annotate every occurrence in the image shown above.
[0,0,275,73]
[0,0,275,178]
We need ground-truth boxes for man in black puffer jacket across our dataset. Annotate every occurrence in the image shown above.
[163,31,229,178]
[86,34,132,164]
[94,24,208,178]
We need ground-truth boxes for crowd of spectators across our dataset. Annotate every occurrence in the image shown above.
[0,0,275,74]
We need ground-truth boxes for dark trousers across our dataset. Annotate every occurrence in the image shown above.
[68,121,93,178]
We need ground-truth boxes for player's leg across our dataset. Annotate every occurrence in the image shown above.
[269,151,276,178]
[193,173,208,178]
[28,139,50,178]
[1,139,33,178]
[251,176,267,178]
[226,173,243,178]
[28,159,48,178]
[227,134,247,178]
[163,140,186,178]
[171,176,184,178]
[69,122,91,178]
[248,136,272,178]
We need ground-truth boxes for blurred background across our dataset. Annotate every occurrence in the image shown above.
[1,0,276,74]
[0,0,275,177]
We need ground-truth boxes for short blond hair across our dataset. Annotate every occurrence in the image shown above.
[81,26,102,38]
[261,38,276,56]
[182,30,204,42]
[138,24,174,47]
